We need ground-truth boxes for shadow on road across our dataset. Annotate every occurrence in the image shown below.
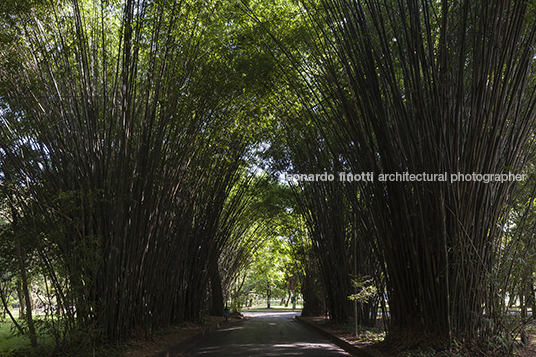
[181,310,349,356]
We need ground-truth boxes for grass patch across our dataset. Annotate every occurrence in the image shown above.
[0,320,30,353]
[241,304,303,312]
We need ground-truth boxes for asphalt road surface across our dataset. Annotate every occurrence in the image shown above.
[181,310,351,356]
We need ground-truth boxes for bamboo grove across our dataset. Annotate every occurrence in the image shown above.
[0,0,273,346]
[2,0,536,354]
[276,0,536,351]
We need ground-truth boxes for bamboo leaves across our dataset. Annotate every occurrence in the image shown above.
[0,0,265,344]
[277,0,536,350]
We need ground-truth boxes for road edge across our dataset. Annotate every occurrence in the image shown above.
[294,316,381,357]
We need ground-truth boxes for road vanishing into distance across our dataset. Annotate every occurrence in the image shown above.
[181,311,351,356]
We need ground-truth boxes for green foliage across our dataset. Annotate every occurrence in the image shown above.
[2,0,536,353]
[226,179,307,310]
[236,232,295,306]
[348,275,377,305]
[0,0,303,345]
[271,0,536,349]
[0,321,29,353]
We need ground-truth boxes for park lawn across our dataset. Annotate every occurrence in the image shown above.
[0,313,56,355]
[0,320,31,353]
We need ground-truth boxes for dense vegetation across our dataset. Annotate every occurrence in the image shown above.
[1,0,536,356]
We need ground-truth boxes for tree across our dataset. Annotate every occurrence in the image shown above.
[243,237,290,308]
[0,0,280,345]
[275,0,536,351]
[495,170,536,345]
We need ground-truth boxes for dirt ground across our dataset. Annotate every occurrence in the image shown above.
[298,316,536,357]
[122,316,227,357]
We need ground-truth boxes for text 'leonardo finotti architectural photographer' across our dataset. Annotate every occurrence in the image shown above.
[282,171,526,184]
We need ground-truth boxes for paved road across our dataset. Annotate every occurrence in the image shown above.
[181,311,350,356]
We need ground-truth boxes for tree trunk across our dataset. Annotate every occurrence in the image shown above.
[285,290,291,307]
[16,281,24,320]
[10,198,37,347]
[521,266,530,319]
[531,279,536,317]
[209,264,224,317]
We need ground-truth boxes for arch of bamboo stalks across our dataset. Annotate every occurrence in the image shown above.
[279,0,536,350]
[0,0,261,345]
[281,120,380,326]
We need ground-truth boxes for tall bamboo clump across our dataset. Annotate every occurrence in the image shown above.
[293,0,536,348]
[0,0,253,343]
[282,121,379,325]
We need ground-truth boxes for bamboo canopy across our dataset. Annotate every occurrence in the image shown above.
[0,0,257,343]
[283,0,536,348]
